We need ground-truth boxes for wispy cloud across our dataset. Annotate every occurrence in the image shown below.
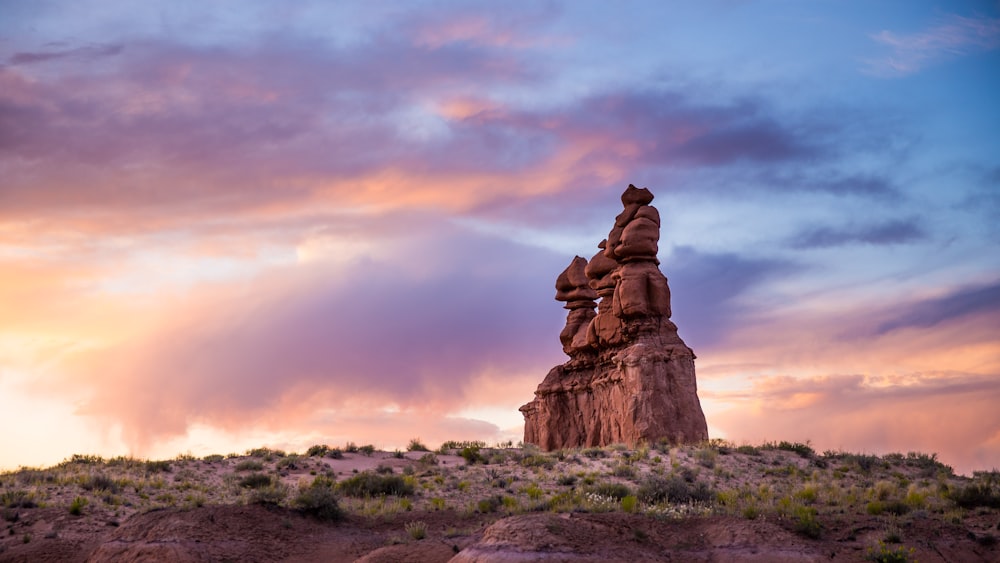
[5,43,124,66]
[864,14,1000,77]
[789,218,926,249]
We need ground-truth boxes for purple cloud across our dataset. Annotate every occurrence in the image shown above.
[790,218,926,249]
[875,281,1000,335]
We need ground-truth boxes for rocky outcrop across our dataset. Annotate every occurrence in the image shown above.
[520,185,708,449]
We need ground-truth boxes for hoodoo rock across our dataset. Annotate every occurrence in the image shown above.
[520,185,709,449]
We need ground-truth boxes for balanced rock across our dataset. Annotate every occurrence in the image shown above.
[520,185,709,449]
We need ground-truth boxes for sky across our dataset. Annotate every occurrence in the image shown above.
[1,0,998,475]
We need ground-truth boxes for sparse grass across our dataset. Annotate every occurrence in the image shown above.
[337,472,414,498]
[405,520,427,540]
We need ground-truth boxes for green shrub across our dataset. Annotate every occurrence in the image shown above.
[276,455,301,470]
[407,438,430,452]
[358,444,376,456]
[337,472,414,497]
[81,473,120,493]
[950,482,1000,509]
[588,482,632,500]
[621,495,638,513]
[776,441,815,459]
[792,505,821,539]
[248,483,288,505]
[460,445,485,465]
[557,474,578,486]
[866,541,916,562]
[203,454,225,463]
[144,460,172,473]
[235,460,264,471]
[69,496,88,516]
[582,448,607,459]
[293,477,342,521]
[637,475,713,504]
[521,455,555,470]
[306,445,330,457]
[238,473,274,489]
[326,448,344,459]
[405,520,427,540]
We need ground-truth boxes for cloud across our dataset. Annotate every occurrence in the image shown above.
[864,14,1000,77]
[664,246,799,349]
[875,281,1000,335]
[53,222,566,451]
[789,218,926,249]
[710,372,1000,474]
[5,43,124,65]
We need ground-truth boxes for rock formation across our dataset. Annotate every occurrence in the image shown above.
[520,185,708,449]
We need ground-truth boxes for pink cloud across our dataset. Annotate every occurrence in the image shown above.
[865,14,1000,76]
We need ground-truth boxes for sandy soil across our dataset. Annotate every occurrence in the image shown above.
[1,444,997,562]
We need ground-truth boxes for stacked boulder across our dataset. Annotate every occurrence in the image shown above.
[520,185,709,449]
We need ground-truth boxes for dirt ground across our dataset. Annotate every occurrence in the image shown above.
[2,444,998,562]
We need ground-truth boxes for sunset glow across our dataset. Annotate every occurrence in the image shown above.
[1,1,998,475]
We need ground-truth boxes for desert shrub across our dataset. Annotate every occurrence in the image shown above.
[1,490,37,509]
[144,460,172,473]
[405,520,427,540]
[358,444,376,456]
[345,442,359,453]
[695,448,718,468]
[588,482,632,500]
[621,495,638,513]
[247,447,284,459]
[235,460,264,472]
[238,473,274,489]
[776,441,815,459]
[293,477,342,521]
[306,445,330,457]
[418,453,438,466]
[521,455,555,470]
[792,505,821,539]
[557,474,578,487]
[638,475,713,504]
[81,473,120,494]
[582,448,607,459]
[337,471,414,497]
[203,454,225,463]
[248,483,288,505]
[375,464,395,475]
[735,445,761,456]
[407,438,430,452]
[950,482,1000,509]
[326,448,344,459]
[477,495,503,513]
[612,464,636,478]
[69,496,88,516]
[276,455,301,470]
[68,454,104,465]
[866,541,915,563]
[391,450,405,459]
[460,445,485,465]
[440,440,486,452]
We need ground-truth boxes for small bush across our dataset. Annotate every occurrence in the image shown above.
[582,448,607,459]
[238,473,274,489]
[588,482,632,500]
[326,448,344,459]
[337,472,414,497]
[521,455,555,470]
[405,520,427,540]
[460,445,485,465]
[407,439,430,452]
[81,473,120,493]
[248,483,288,505]
[866,541,916,562]
[621,495,638,513]
[203,454,225,463]
[557,474,578,486]
[145,460,172,473]
[293,478,342,521]
[612,464,636,478]
[358,444,376,456]
[638,475,713,504]
[950,482,1000,509]
[276,455,301,470]
[477,496,502,513]
[793,505,821,539]
[777,441,815,459]
[69,496,88,516]
[375,464,395,475]
[235,460,265,472]
[306,445,330,457]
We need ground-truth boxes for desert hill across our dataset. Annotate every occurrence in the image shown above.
[1,440,998,562]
